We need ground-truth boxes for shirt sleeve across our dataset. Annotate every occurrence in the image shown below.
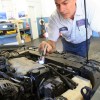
[47,14,60,42]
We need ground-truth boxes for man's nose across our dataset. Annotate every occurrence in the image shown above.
[59,5,65,13]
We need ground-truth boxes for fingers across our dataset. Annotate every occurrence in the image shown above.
[39,41,47,51]
[46,44,52,53]
[38,41,53,54]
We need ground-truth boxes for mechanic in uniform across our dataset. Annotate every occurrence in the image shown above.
[39,0,100,57]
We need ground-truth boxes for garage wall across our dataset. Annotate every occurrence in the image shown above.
[26,0,42,39]
[0,0,42,39]
[0,0,56,39]
[36,0,56,37]
[40,0,56,17]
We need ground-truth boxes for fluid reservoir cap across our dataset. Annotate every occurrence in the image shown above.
[31,69,40,76]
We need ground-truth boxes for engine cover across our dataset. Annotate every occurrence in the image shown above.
[8,57,45,75]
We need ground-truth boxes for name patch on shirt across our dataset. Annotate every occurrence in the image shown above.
[59,27,68,32]
[76,19,88,27]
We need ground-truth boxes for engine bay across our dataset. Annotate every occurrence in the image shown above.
[0,45,100,100]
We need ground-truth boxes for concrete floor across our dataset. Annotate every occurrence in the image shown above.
[88,37,100,61]
[27,37,100,62]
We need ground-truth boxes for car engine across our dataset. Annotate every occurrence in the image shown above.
[0,45,100,100]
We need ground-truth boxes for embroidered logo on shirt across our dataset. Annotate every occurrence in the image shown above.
[59,27,68,32]
[76,19,88,27]
[59,27,71,39]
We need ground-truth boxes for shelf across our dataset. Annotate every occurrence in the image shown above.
[0,34,17,39]
[0,34,17,45]
[20,28,30,31]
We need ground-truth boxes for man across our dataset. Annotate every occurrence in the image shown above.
[39,0,100,57]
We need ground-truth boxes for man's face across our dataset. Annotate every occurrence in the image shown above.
[55,0,76,19]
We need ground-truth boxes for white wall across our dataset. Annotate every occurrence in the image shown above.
[26,0,42,39]
[40,0,56,17]
[0,0,15,19]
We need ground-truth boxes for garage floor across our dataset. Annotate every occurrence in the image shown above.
[26,37,100,62]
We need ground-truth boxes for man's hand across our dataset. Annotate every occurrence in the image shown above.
[38,40,56,55]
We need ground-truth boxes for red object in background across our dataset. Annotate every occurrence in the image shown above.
[26,22,30,29]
